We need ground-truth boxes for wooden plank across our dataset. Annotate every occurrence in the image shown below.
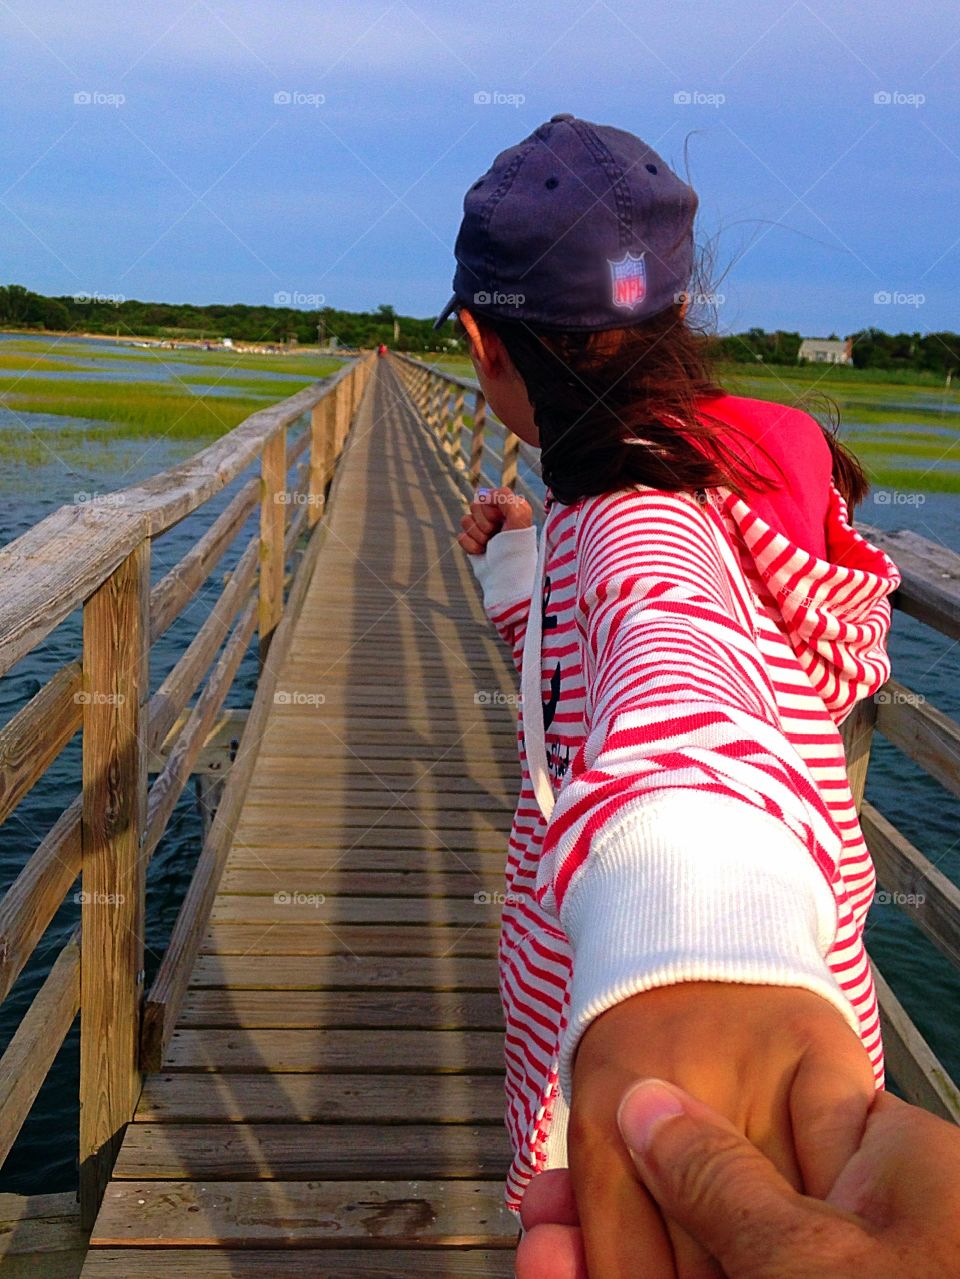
[232,811,513,834]
[135,1072,504,1123]
[113,1123,510,1180]
[859,522,960,640]
[89,1180,516,1247]
[259,425,287,659]
[0,935,79,1166]
[147,535,258,753]
[208,896,502,927]
[82,1248,517,1276]
[241,789,514,813]
[178,989,503,1028]
[862,800,960,968]
[221,847,507,874]
[144,601,257,861]
[873,964,960,1123]
[0,661,81,827]
[162,1029,504,1072]
[201,924,498,957]
[218,869,506,896]
[150,476,258,642]
[0,798,81,1005]
[79,539,149,1227]
[228,825,510,850]
[0,1191,86,1276]
[874,677,960,799]
[187,953,498,990]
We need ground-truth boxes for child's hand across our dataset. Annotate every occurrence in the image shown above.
[564,982,876,1278]
[458,486,533,555]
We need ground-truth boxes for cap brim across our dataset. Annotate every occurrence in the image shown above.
[432,293,459,331]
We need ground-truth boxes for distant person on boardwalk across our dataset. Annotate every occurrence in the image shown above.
[377,342,388,356]
[436,114,905,1276]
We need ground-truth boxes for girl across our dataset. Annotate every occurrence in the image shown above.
[440,113,901,1277]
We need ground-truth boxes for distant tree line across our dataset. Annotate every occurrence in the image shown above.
[0,283,956,374]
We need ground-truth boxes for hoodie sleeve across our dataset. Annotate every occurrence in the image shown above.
[468,526,538,675]
[533,489,861,1099]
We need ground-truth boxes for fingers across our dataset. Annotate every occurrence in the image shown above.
[520,1169,580,1230]
[618,1078,808,1276]
[458,486,530,555]
[515,1223,587,1279]
[663,1217,726,1279]
[787,1037,875,1199]
[570,1121,678,1279]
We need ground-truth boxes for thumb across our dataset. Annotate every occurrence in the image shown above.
[617,1079,808,1276]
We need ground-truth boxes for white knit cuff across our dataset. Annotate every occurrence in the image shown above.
[469,525,538,611]
[556,787,857,1100]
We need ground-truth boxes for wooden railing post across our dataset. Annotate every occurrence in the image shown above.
[79,538,149,1228]
[451,390,465,468]
[469,390,487,488]
[306,401,329,529]
[259,426,287,661]
[501,433,520,491]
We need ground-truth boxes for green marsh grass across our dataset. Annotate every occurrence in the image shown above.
[0,377,290,438]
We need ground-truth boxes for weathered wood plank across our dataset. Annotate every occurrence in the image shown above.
[221,847,507,874]
[135,1072,504,1123]
[178,989,503,1029]
[186,953,499,990]
[258,426,287,659]
[162,1029,504,1072]
[218,869,506,896]
[89,1180,516,1247]
[227,826,510,850]
[0,798,81,1005]
[149,476,258,643]
[0,661,81,828]
[201,924,498,957]
[208,896,502,927]
[863,800,960,968]
[82,1248,518,1276]
[113,1123,510,1179]
[0,1190,87,1276]
[0,935,79,1166]
[79,539,150,1226]
[873,964,960,1123]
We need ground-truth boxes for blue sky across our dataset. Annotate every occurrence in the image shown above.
[1,0,957,336]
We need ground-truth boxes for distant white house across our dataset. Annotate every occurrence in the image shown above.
[798,337,853,365]
[221,337,234,349]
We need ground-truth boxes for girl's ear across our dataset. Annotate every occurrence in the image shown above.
[458,307,498,375]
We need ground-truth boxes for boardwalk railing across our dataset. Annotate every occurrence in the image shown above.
[393,351,960,1124]
[0,352,373,1228]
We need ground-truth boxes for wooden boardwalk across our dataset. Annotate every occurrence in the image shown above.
[80,361,522,1275]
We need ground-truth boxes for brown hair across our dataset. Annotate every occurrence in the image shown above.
[462,303,868,514]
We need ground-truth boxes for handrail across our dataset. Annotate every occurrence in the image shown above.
[0,350,375,1226]
[392,350,960,1126]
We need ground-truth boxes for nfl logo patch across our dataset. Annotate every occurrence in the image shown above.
[609,250,647,310]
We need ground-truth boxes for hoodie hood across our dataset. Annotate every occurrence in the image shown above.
[698,393,902,722]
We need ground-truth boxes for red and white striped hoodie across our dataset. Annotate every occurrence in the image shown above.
[469,392,902,1215]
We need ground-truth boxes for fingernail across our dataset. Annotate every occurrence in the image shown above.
[617,1079,686,1154]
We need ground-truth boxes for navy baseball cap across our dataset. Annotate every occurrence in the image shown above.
[433,113,697,332]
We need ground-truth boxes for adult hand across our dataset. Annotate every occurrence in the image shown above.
[457,485,532,554]
[516,1078,960,1278]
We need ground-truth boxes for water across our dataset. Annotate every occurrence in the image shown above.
[1,345,958,1194]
